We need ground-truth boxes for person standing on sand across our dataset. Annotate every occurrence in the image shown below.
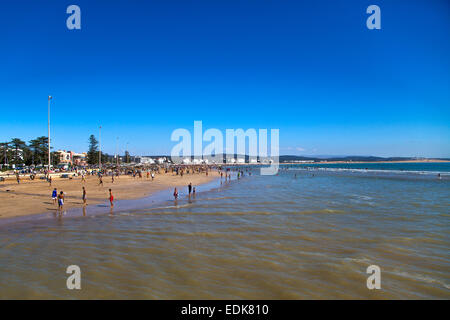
[82,187,87,206]
[111,174,114,184]
[16,173,20,184]
[48,176,52,186]
[109,189,114,208]
[173,187,178,200]
[52,188,58,205]
[99,175,103,186]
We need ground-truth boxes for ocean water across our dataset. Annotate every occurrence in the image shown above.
[0,163,449,299]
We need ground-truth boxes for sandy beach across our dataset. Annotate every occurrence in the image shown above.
[0,171,217,219]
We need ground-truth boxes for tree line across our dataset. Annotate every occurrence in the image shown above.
[0,134,131,168]
[0,136,50,167]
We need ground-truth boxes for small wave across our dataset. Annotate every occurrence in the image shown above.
[146,203,193,210]
[349,194,373,200]
[342,257,372,264]
[390,270,450,290]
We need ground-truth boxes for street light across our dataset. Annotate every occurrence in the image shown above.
[48,95,52,172]
[99,125,102,170]
[115,137,119,166]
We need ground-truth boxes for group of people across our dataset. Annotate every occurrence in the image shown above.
[50,186,114,214]
[173,182,196,200]
[172,165,210,177]
[51,187,66,213]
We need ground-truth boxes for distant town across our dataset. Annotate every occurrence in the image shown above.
[2,135,448,172]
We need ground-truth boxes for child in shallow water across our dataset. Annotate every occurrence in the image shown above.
[109,189,114,208]
[57,191,64,213]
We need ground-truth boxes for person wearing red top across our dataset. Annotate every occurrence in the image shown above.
[109,189,114,208]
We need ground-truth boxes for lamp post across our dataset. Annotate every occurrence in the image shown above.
[47,95,52,172]
[99,125,102,170]
[126,142,129,163]
[115,137,119,166]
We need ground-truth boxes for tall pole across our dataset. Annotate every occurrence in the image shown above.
[99,126,102,170]
[115,137,119,166]
[48,96,52,172]
[3,142,7,166]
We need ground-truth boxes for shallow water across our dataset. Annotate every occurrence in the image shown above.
[0,163,449,299]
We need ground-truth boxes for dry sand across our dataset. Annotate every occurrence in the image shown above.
[0,171,218,219]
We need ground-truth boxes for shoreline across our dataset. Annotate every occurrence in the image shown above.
[0,171,218,221]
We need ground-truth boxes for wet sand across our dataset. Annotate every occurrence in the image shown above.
[0,171,217,219]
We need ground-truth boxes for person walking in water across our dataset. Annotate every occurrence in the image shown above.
[109,189,114,208]
[52,188,58,205]
[82,186,87,206]
[173,187,178,200]
[188,182,192,196]
[57,191,64,213]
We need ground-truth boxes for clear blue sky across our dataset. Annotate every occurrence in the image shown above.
[1,0,449,157]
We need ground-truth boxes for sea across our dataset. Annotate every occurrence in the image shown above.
[0,162,449,299]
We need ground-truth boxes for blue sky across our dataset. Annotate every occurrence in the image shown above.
[1,0,449,157]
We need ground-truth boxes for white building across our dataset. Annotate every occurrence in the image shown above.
[135,156,155,164]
